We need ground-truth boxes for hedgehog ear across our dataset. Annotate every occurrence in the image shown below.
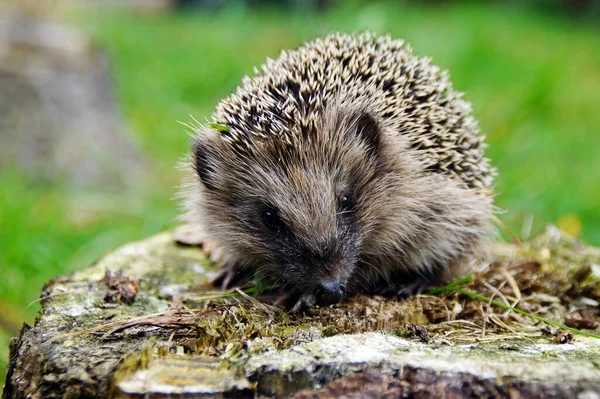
[193,140,219,191]
[353,111,381,157]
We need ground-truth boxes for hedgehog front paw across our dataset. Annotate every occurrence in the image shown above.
[211,259,253,290]
[173,226,251,289]
[395,279,433,298]
[284,292,317,313]
[363,273,435,299]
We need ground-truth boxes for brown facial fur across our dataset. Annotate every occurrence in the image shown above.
[180,34,495,309]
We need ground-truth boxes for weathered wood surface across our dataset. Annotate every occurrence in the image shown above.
[3,227,600,398]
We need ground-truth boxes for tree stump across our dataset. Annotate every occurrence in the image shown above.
[3,226,600,398]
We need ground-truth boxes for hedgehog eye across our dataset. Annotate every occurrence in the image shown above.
[262,207,285,232]
[338,195,355,213]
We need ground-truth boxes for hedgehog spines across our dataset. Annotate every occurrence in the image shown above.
[204,32,494,190]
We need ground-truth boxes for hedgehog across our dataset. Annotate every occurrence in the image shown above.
[181,33,495,310]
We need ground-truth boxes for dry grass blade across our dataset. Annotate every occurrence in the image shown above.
[454,287,600,339]
[44,308,210,344]
[491,214,523,246]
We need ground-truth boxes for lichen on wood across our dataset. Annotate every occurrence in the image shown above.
[3,225,600,398]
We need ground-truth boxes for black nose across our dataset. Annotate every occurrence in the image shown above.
[315,278,343,306]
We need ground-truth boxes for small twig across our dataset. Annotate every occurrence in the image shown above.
[481,280,509,307]
[182,291,240,302]
[480,302,487,337]
[501,268,522,303]
[500,268,522,317]
[438,319,482,329]
[487,313,518,333]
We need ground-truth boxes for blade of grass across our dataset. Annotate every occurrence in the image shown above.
[426,275,474,295]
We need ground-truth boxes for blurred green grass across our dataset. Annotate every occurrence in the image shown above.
[2,1,599,385]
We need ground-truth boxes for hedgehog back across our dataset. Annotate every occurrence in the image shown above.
[213,33,494,190]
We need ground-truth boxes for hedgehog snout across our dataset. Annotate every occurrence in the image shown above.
[314,277,343,306]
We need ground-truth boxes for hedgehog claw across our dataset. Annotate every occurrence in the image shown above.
[288,293,317,313]
[217,262,236,290]
[290,298,306,313]
[201,240,225,263]
[273,295,288,308]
